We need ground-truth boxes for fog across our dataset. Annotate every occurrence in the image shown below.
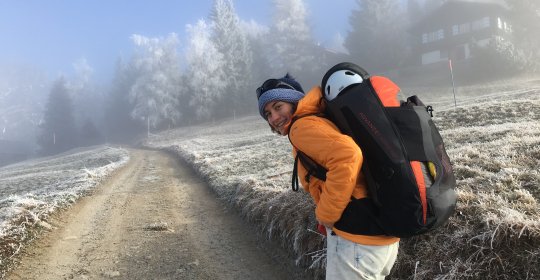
[0,0,538,165]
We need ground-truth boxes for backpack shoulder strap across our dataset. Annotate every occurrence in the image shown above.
[288,114,328,191]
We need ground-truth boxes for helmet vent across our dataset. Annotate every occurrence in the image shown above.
[345,71,355,76]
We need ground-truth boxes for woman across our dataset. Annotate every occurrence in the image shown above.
[257,73,399,280]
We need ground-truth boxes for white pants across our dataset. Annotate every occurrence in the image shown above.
[326,229,399,280]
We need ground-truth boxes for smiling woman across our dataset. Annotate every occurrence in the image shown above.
[256,74,305,134]
[264,101,295,135]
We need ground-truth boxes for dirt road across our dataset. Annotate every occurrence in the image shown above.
[7,149,308,280]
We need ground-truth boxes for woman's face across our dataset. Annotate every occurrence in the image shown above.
[264,100,294,135]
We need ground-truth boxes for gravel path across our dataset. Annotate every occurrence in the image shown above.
[7,149,308,280]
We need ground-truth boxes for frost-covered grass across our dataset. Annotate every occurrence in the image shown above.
[144,77,540,279]
[0,145,129,278]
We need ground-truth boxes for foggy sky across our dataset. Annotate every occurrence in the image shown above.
[0,0,356,83]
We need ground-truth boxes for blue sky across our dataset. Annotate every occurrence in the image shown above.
[0,0,357,83]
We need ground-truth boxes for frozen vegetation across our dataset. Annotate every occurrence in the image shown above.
[0,146,129,277]
[0,77,538,279]
[144,78,540,279]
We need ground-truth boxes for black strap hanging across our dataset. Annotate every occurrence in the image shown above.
[297,151,327,182]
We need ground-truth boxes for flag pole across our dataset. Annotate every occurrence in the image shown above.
[449,59,457,108]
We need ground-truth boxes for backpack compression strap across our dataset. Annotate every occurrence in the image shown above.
[291,151,327,191]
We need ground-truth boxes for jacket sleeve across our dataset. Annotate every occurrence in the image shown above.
[289,116,363,225]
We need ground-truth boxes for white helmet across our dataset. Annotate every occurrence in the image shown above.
[323,69,364,101]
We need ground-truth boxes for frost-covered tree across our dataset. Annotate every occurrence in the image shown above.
[407,0,423,26]
[423,0,444,14]
[328,33,348,54]
[403,0,424,67]
[37,77,78,155]
[67,58,104,136]
[104,58,144,143]
[70,57,94,89]
[345,0,407,72]
[470,37,527,80]
[270,0,318,76]
[506,0,540,72]
[0,64,48,147]
[129,33,183,129]
[79,118,104,147]
[184,20,226,121]
[210,0,253,117]
[242,20,272,110]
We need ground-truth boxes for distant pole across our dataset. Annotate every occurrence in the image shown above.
[449,59,457,108]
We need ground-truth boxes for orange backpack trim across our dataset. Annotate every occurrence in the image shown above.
[410,161,428,224]
[370,76,401,107]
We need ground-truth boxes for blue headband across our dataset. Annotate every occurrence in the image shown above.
[258,88,304,119]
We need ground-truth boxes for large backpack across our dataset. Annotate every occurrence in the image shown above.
[289,62,457,238]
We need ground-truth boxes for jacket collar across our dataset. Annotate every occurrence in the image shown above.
[294,86,325,118]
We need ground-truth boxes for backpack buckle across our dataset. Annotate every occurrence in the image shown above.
[426,105,434,117]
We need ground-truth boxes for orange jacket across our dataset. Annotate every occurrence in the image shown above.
[288,86,399,245]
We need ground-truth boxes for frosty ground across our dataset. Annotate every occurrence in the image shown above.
[1,77,539,279]
[0,146,130,278]
[4,149,307,280]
